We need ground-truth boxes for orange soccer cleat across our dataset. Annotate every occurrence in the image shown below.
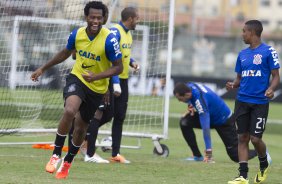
[55,161,72,179]
[110,154,130,164]
[45,154,61,173]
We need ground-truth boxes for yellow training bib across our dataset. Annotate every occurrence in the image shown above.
[71,27,112,94]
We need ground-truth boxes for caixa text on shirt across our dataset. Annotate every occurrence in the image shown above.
[78,50,101,61]
[241,70,261,77]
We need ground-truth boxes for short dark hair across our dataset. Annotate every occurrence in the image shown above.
[173,82,191,96]
[121,7,137,21]
[84,1,108,17]
[245,20,263,37]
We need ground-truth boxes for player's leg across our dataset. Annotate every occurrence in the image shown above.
[100,78,114,125]
[215,114,239,162]
[249,103,270,183]
[46,75,83,174]
[56,86,103,179]
[68,115,88,157]
[67,112,89,162]
[237,117,251,179]
[53,96,82,155]
[111,79,130,163]
[228,100,251,183]
[99,90,114,125]
[216,113,257,163]
[68,118,75,152]
[179,112,203,161]
[56,112,88,179]
[84,115,109,163]
[85,117,100,157]
[83,91,114,163]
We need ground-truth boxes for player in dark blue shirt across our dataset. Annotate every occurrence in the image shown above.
[226,20,280,184]
[173,82,257,163]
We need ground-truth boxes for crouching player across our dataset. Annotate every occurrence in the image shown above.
[173,82,257,163]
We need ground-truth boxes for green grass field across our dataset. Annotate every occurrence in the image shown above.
[0,95,282,183]
[0,129,281,184]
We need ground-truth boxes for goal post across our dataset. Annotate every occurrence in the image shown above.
[0,0,175,156]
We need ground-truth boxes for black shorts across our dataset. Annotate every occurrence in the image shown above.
[63,74,104,123]
[234,100,269,138]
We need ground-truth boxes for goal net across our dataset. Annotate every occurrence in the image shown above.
[0,0,174,145]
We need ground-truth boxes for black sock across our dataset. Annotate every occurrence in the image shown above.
[53,133,67,157]
[112,119,123,157]
[86,118,100,157]
[259,154,268,171]
[68,119,75,149]
[239,162,248,179]
[64,140,80,163]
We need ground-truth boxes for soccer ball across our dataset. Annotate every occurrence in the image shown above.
[100,136,112,152]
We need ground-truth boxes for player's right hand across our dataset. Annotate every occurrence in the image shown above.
[226,82,234,91]
[82,71,95,82]
[30,68,43,82]
[203,149,215,163]
[181,104,195,117]
[188,104,195,116]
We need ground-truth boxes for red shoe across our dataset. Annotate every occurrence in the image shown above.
[55,161,72,179]
[45,154,61,173]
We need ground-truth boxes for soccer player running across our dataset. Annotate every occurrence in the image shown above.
[226,20,280,184]
[79,7,140,164]
[30,1,123,179]
[173,82,257,163]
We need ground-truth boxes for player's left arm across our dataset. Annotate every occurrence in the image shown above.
[265,48,281,98]
[192,90,213,160]
[198,112,214,163]
[199,113,212,151]
[194,89,213,162]
[265,69,280,99]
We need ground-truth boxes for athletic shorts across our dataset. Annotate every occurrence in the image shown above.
[63,74,104,123]
[234,100,269,138]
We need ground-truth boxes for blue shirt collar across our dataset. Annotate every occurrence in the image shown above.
[119,21,129,33]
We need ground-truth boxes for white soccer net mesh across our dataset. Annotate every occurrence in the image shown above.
[0,0,174,138]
